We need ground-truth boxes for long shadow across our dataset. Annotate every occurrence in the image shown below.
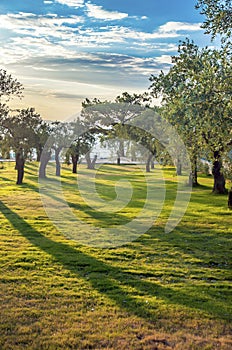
[66,201,140,224]
[15,182,40,193]
[134,226,232,270]
[24,162,38,168]
[0,176,14,182]
[0,200,230,321]
[40,177,148,224]
[0,176,39,194]
[39,187,139,225]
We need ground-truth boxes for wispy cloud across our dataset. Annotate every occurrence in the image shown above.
[0,5,205,120]
[0,12,84,41]
[0,12,202,55]
[85,3,128,21]
[54,0,84,8]
[3,48,172,87]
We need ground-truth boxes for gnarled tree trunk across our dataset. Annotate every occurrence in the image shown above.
[212,152,226,194]
[39,150,51,178]
[212,159,226,194]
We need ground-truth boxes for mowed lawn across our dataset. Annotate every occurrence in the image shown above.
[0,162,231,350]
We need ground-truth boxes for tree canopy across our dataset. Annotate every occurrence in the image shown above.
[149,39,232,189]
[196,0,232,42]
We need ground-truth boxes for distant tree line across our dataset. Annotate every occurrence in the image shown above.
[0,0,231,198]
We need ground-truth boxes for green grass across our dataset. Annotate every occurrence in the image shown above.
[0,162,231,350]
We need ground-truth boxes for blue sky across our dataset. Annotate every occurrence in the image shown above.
[0,0,216,120]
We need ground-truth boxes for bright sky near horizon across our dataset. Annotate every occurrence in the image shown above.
[0,0,217,120]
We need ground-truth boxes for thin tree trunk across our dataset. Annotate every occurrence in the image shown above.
[16,150,25,185]
[228,189,232,209]
[16,166,24,185]
[116,141,125,165]
[193,154,198,186]
[151,158,155,169]
[176,157,182,175]
[117,150,121,165]
[91,155,97,169]
[119,140,125,157]
[55,149,61,176]
[146,153,153,172]
[189,153,198,186]
[36,145,43,162]
[72,155,79,173]
[4,150,11,159]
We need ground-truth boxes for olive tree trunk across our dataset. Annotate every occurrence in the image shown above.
[39,150,51,178]
[71,154,79,174]
[15,150,25,185]
[212,160,226,194]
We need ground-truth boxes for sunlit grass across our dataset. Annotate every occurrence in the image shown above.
[0,161,231,349]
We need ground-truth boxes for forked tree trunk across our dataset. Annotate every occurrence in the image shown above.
[39,150,51,178]
[86,152,92,169]
[86,152,97,169]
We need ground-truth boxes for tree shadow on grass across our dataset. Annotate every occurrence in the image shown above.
[0,176,14,182]
[0,199,230,322]
[24,162,38,168]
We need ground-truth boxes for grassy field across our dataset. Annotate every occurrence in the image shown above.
[0,161,231,350]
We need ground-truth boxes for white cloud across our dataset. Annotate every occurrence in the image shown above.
[96,54,172,76]
[159,21,202,33]
[0,13,202,72]
[0,12,84,41]
[54,0,84,7]
[0,4,208,120]
[154,55,172,65]
[83,25,179,43]
[0,13,202,53]
[0,12,202,95]
[86,3,128,21]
